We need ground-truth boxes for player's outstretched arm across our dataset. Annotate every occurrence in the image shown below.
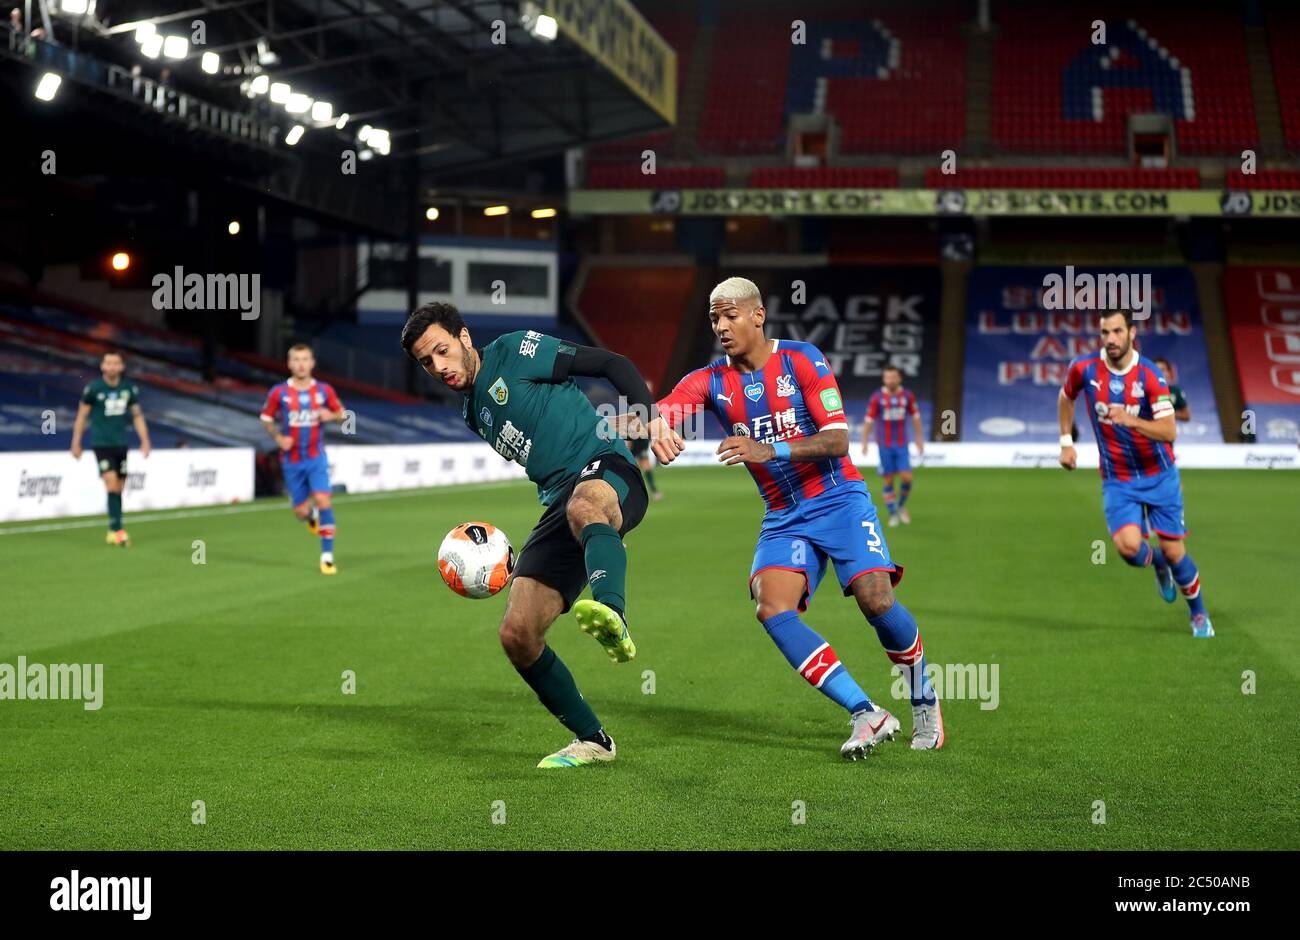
[557,344,658,427]
[861,418,874,456]
[131,403,152,457]
[70,401,90,459]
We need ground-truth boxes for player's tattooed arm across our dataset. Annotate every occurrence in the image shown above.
[717,429,848,465]
[789,428,849,460]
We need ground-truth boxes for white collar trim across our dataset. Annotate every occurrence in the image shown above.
[1100,349,1138,377]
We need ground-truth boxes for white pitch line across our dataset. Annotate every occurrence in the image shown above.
[0,480,526,535]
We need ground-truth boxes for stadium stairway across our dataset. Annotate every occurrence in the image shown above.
[1189,263,1246,442]
[673,18,718,162]
[935,260,972,441]
[963,20,995,157]
[1244,25,1286,159]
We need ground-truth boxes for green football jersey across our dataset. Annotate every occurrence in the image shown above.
[1168,383,1188,413]
[81,377,141,448]
[463,331,634,505]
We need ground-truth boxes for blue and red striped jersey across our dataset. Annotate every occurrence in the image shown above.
[1061,350,1176,481]
[866,387,918,448]
[658,339,863,513]
[260,379,344,464]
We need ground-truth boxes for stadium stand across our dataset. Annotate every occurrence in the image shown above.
[1224,169,1300,189]
[923,167,1201,188]
[587,164,726,188]
[816,13,966,154]
[698,6,965,155]
[0,299,475,451]
[575,266,697,391]
[992,6,1256,154]
[751,166,899,187]
[1266,7,1300,154]
[590,12,697,158]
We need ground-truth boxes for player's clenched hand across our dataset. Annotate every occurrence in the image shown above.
[717,436,774,466]
[70,442,82,460]
[647,416,685,465]
[276,434,293,451]
[1059,445,1077,471]
[1106,404,1136,427]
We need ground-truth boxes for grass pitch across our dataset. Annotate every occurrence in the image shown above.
[1,467,1296,850]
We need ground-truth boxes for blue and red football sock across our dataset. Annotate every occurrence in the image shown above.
[762,610,873,714]
[882,483,896,516]
[318,506,336,557]
[868,601,935,706]
[1122,541,1154,567]
[898,481,912,509]
[1170,554,1207,616]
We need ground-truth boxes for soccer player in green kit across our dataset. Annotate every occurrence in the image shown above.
[401,303,684,768]
[70,351,152,546]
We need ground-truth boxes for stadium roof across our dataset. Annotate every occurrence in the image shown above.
[95,0,675,177]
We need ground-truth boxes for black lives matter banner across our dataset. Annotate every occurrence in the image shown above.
[732,267,941,430]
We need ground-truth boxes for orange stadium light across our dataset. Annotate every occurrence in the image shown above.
[110,251,131,272]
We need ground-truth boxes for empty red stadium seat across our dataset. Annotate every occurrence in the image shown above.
[923,167,1201,188]
[750,166,899,187]
[586,164,725,189]
[1224,169,1300,189]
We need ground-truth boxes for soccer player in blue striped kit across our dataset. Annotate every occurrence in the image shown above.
[653,277,944,756]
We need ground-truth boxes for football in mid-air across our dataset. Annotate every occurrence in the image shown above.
[437,522,514,599]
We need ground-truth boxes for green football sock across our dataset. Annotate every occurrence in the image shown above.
[580,522,627,613]
[517,646,601,738]
[107,492,122,530]
[644,468,658,494]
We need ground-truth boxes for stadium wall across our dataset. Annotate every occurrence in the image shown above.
[3,448,255,522]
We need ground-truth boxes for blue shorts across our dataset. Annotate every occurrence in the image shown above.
[1102,467,1187,539]
[749,481,902,612]
[283,455,332,506]
[878,445,911,476]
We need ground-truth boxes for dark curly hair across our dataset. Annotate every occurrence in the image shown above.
[400,302,467,359]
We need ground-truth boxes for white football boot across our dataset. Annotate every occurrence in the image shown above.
[911,699,945,750]
[841,706,900,760]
